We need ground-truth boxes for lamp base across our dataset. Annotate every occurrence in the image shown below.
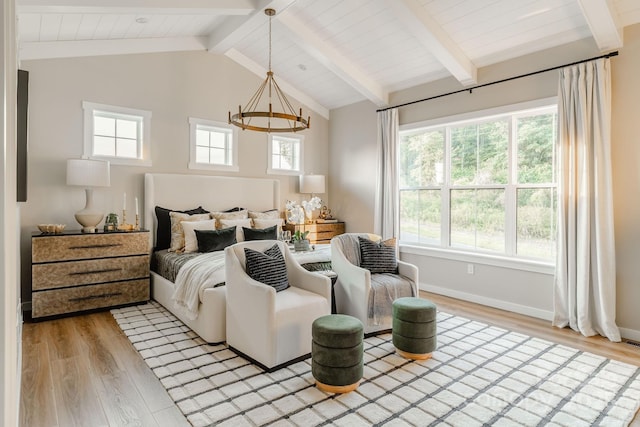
[75,212,103,233]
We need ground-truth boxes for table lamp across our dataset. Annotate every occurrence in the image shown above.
[66,158,110,233]
[300,174,325,223]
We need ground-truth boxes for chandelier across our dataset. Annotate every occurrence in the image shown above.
[228,8,310,133]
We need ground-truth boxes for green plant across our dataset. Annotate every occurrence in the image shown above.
[292,230,309,241]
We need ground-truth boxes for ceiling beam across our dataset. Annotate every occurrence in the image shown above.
[576,0,623,51]
[276,11,388,107]
[19,37,206,60]
[225,48,329,120]
[387,0,477,86]
[207,0,296,54]
[16,0,255,15]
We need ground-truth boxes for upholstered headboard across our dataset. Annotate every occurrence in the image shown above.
[144,173,280,247]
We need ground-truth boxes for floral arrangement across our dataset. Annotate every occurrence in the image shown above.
[286,197,323,224]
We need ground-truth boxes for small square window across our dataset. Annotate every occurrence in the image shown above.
[268,134,304,176]
[188,118,239,172]
[83,101,151,167]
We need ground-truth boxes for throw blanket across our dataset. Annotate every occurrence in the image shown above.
[369,273,415,327]
[171,244,333,321]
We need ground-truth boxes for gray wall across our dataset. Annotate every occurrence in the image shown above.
[330,30,640,339]
[20,50,329,304]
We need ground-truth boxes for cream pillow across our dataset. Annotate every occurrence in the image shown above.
[252,218,284,234]
[211,209,248,221]
[181,219,216,253]
[219,218,252,242]
[248,209,280,219]
[169,212,210,252]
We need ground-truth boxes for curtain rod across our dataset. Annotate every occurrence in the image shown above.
[376,51,619,113]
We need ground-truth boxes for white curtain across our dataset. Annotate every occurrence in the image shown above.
[374,108,399,240]
[553,58,620,342]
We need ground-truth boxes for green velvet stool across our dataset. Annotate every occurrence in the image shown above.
[392,297,437,360]
[311,314,364,393]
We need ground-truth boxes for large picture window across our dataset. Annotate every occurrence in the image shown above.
[399,100,557,261]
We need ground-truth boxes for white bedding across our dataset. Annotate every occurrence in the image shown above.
[171,244,332,320]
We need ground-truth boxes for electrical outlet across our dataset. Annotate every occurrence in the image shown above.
[467,264,474,274]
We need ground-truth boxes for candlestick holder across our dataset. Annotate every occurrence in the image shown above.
[117,209,135,231]
[135,214,140,231]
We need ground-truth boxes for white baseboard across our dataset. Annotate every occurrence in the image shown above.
[420,282,554,321]
[421,283,640,341]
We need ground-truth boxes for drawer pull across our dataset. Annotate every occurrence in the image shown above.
[69,268,122,276]
[69,243,123,250]
[68,292,122,302]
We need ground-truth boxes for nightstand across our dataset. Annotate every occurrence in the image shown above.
[31,229,150,319]
[283,222,345,244]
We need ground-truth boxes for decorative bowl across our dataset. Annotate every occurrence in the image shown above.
[37,224,66,234]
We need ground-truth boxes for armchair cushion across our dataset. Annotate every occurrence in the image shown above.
[244,244,289,292]
[358,236,398,273]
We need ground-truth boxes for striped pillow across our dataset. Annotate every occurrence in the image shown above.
[244,244,289,292]
[358,236,398,273]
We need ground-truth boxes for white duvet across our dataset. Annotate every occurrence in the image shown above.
[171,244,332,320]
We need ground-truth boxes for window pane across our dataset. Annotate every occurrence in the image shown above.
[399,129,445,187]
[451,120,508,185]
[196,129,210,147]
[116,119,137,139]
[94,116,115,137]
[400,189,441,244]
[196,146,209,163]
[272,141,282,155]
[116,138,138,158]
[517,188,556,259]
[210,132,226,149]
[450,189,505,252]
[517,113,556,184]
[210,147,226,164]
[93,136,115,156]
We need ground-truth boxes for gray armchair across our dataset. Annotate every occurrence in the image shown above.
[331,233,418,334]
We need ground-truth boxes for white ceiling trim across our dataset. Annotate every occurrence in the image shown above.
[207,0,296,55]
[276,11,388,107]
[576,0,623,51]
[19,36,207,60]
[225,48,329,120]
[387,0,477,86]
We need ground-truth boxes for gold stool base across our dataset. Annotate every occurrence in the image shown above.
[396,349,433,360]
[315,380,360,394]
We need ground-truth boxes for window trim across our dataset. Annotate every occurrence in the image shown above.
[267,133,304,176]
[399,97,558,263]
[83,101,152,167]
[188,117,239,172]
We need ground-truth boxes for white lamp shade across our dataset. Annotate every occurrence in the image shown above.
[66,159,110,187]
[300,174,325,194]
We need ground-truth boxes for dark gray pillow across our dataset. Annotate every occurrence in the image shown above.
[195,227,237,253]
[358,236,398,273]
[243,225,277,241]
[244,244,289,291]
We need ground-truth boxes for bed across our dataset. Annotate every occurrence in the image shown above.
[144,173,331,343]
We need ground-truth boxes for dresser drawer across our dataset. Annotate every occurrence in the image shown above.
[32,255,150,291]
[32,232,149,263]
[32,279,149,318]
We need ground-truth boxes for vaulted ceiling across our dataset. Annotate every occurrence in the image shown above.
[16,0,640,118]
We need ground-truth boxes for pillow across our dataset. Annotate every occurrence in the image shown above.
[248,209,280,219]
[358,236,398,273]
[195,227,237,253]
[181,219,216,253]
[252,218,284,234]
[168,211,211,252]
[219,218,252,242]
[244,244,289,292]
[243,225,277,241]
[211,209,248,221]
[154,205,209,250]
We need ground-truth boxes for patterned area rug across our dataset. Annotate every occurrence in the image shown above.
[111,302,640,427]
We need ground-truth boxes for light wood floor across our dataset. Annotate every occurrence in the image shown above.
[19,292,640,427]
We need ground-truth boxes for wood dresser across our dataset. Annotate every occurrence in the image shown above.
[283,221,345,244]
[31,229,150,319]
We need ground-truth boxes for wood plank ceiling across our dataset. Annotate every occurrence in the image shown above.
[16,0,640,118]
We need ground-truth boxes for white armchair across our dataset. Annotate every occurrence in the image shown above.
[331,233,418,334]
[225,240,331,370]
